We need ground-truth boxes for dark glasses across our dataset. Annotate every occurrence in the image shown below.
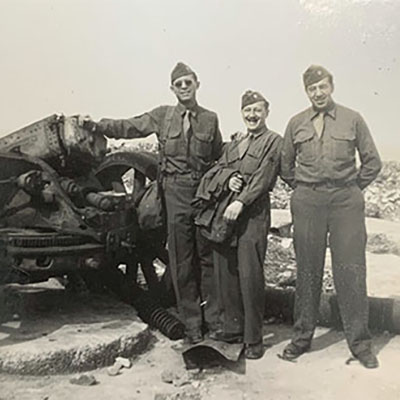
[173,79,194,88]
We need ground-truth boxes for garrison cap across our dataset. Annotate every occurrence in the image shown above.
[171,62,197,83]
[241,90,269,109]
[303,65,332,87]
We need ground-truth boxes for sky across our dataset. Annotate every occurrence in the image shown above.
[0,0,399,160]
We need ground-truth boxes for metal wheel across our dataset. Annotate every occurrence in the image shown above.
[94,151,171,297]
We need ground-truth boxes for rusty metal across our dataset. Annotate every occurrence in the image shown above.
[0,115,166,294]
[0,115,184,342]
[181,339,244,362]
[264,287,400,334]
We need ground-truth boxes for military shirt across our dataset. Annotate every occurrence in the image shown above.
[96,102,223,176]
[280,103,382,189]
[218,127,282,206]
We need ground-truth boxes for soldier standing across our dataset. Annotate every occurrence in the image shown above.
[197,91,281,359]
[87,63,223,343]
[280,65,382,368]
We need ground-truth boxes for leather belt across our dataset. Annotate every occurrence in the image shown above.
[297,180,356,188]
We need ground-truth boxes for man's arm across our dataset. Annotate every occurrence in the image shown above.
[280,120,296,189]
[211,116,224,162]
[355,113,382,189]
[95,107,166,139]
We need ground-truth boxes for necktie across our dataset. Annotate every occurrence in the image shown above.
[182,110,191,140]
[238,133,251,159]
[313,112,325,138]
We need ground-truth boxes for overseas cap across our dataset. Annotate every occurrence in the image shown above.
[171,62,197,84]
[303,65,332,87]
[241,90,269,109]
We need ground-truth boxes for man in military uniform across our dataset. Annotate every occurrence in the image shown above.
[86,63,223,343]
[280,65,382,368]
[200,91,281,359]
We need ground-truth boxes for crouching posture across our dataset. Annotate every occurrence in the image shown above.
[195,91,282,359]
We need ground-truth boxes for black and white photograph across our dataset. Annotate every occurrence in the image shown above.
[0,1,399,399]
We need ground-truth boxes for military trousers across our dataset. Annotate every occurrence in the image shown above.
[213,197,270,345]
[163,175,217,335]
[290,183,372,356]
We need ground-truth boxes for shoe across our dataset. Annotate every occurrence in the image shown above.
[185,331,203,345]
[209,331,243,344]
[245,342,264,360]
[280,342,310,361]
[356,352,379,369]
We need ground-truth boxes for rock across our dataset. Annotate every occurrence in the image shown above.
[116,356,131,368]
[367,233,400,255]
[154,394,169,400]
[277,270,296,287]
[192,381,201,389]
[107,361,123,376]
[161,370,177,384]
[161,369,191,387]
[69,374,98,386]
[174,373,191,388]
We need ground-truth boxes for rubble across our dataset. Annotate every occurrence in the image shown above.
[161,369,191,387]
[367,233,400,256]
[270,162,400,223]
[264,235,334,293]
[364,161,400,222]
[69,374,98,386]
[154,390,202,400]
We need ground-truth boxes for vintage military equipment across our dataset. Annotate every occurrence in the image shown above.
[0,115,183,339]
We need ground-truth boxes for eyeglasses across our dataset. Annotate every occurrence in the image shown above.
[173,79,194,89]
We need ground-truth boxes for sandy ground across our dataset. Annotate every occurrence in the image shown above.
[1,213,399,400]
[1,324,399,400]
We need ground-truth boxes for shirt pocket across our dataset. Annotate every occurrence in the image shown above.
[330,130,356,161]
[225,145,240,165]
[164,130,182,156]
[192,131,213,159]
[241,150,260,176]
[293,129,316,164]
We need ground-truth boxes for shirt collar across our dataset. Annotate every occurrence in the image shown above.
[310,102,336,120]
[248,125,268,139]
[176,102,199,118]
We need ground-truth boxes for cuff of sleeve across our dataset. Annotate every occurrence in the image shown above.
[356,177,369,190]
[235,194,247,206]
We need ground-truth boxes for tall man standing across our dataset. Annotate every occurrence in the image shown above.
[87,63,223,343]
[280,65,382,368]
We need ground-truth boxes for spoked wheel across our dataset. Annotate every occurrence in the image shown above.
[94,151,172,299]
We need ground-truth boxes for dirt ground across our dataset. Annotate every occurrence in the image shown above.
[1,324,399,400]
[1,214,399,400]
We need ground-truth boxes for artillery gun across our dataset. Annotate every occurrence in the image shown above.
[0,115,181,338]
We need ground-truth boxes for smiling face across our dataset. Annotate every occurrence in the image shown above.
[170,74,200,106]
[241,101,269,132]
[306,76,334,111]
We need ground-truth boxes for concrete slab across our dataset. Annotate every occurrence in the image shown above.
[272,209,400,246]
[0,282,152,375]
[366,217,400,246]
[272,209,400,298]
[1,327,399,400]
[271,209,292,229]
[366,252,400,298]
